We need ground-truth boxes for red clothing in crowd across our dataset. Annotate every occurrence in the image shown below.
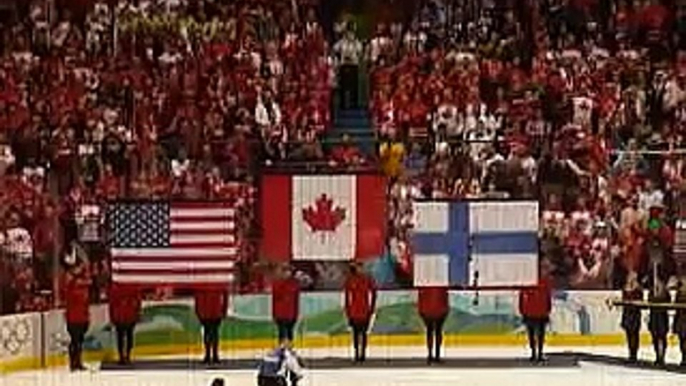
[65,279,90,325]
[417,287,449,320]
[518,279,552,319]
[344,272,377,323]
[194,289,228,321]
[272,277,300,321]
[109,284,142,325]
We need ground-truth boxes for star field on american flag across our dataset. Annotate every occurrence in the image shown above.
[109,202,171,248]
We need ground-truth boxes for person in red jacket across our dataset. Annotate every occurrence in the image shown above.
[194,288,228,364]
[64,261,91,371]
[518,278,552,362]
[418,286,449,363]
[344,262,377,362]
[272,264,301,343]
[109,283,142,365]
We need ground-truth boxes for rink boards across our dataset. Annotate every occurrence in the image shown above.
[0,290,680,374]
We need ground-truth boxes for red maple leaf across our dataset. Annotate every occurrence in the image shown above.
[302,194,346,233]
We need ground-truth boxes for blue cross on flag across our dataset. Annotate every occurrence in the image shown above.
[412,201,539,288]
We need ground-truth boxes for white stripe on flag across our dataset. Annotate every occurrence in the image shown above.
[111,247,237,257]
[112,273,235,284]
[170,221,235,231]
[413,254,450,287]
[469,201,539,233]
[469,253,538,287]
[112,261,235,270]
[170,208,235,218]
[413,202,450,233]
[170,234,236,244]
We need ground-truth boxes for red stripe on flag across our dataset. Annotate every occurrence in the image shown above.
[170,216,234,223]
[168,242,236,248]
[170,228,233,236]
[113,268,235,275]
[112,255,234,263]
[355,175,387,260]
[171,202,233,209]
[260,174,292,262]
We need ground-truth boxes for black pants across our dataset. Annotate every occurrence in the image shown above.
[651,332,667,364]
[201,319,221,362]
[350,319,370,361]
[67,323,88,369]
[625,329,640,361]
[524,318,547,359]
[339,64,359,109]
[680,334,686,365]
[115,323,135,363]
[257,375,288,386]
[424,317,446,361]
[276,319,296,342]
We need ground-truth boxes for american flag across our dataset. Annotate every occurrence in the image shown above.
[107,201,237,288]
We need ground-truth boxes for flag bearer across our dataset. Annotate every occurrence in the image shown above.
[673,279,686,366]
[344,262,377,362]
[109,283,142,365]
[64,261,92,371]
[648,279,671,366]
[518,278,552,362]
[194,288,228,364]
[272,264,301,343]
[620,272,643,363]
[418,286,449,363]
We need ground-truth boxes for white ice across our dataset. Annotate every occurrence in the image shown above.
[3,346,686,386]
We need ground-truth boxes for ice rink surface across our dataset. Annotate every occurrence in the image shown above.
[3,346,686,386]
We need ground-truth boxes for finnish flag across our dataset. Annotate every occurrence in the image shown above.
[412,201,539,287]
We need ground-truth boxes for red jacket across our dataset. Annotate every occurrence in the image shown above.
[418,287,449,320]
[65,281,90,325]
[194,289,228,321]
[272,278,300,322]
[109,284,141,325]
[344,273,377,322]
[518,280,552,319]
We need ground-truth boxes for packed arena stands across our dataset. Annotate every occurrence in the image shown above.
[1,0,686,315]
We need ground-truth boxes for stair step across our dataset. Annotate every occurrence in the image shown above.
[335,121,372,129]
[336,109,369,119]
[336,126,373,132]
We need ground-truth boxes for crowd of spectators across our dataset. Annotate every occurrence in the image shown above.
[376,0,686,289]
[0,0,335,314]
[2,0,686,315]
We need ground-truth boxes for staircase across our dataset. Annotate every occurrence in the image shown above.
[326,65,376,156]
[329,108,375,155]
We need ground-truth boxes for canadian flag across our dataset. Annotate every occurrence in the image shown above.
[261,174,387,262]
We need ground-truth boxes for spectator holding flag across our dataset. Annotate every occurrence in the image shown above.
[344,262,377,363]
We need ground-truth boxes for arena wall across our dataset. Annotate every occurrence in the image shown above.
[0,290,675,374]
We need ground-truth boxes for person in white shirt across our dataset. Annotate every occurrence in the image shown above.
[255,90,283,137]
[334,30,363,109]
[5,213,32,265]
[368,25,392,65]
